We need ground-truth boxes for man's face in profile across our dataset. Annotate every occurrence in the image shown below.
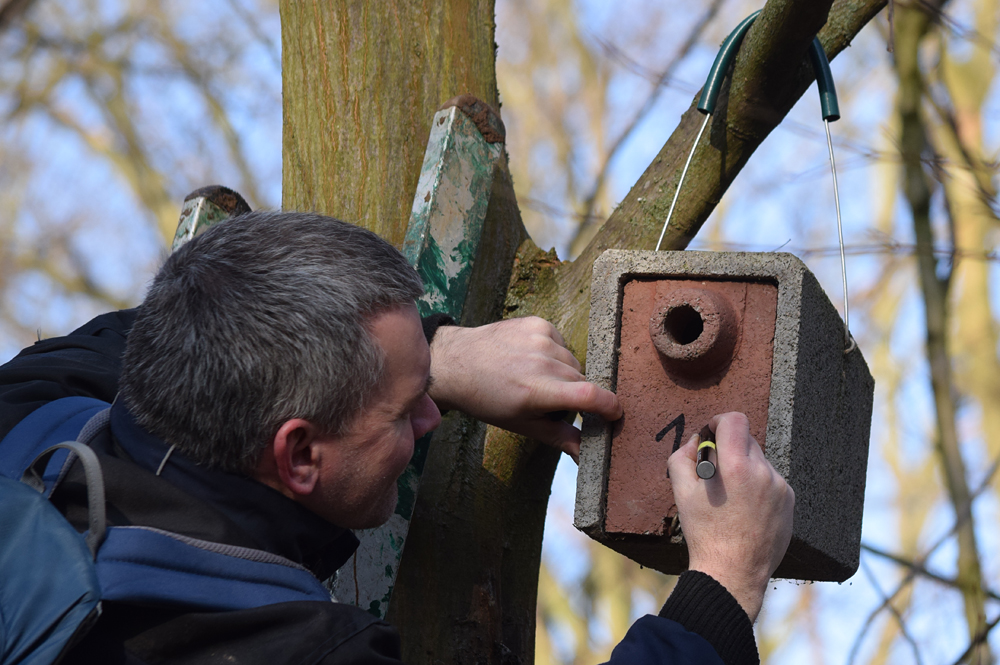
[305,302,441,529]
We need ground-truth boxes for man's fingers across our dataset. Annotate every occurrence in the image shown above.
[667,434,699,485]
[553,424,581,463]
[708,412,754,457]
[673,433,698,461]
[517,418,581,461]
[547,323,567,349]
[542,380,621,421]
[519,316,580,372]
[550,343,583,373]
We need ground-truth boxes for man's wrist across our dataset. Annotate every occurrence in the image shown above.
[659,570,759,665]
[688,564,767,622]
[421,313,455,345]
[424,319,460,412]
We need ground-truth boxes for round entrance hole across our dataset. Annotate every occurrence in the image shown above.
[648,287,740,379]
[664,305,704,345]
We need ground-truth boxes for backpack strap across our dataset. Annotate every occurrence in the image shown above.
[5,399,333,612]
[76,407,112,447]
[23,441,108,557]
[0,396,111,483]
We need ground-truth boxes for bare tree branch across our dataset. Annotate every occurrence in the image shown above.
[0,0,35,33]
[949,614,1000,665]
[861,543,1000,603]
[910,0,1000,58]
[569,0,725,255]
[224,0,281,71]
[151,4,264,209]
[893,5,990,661]
[925,90,1000,221]
[859,557,925,665]
[850,451,1000,664]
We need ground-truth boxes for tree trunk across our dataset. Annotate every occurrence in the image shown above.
[280,0,889,662]
[280,0,500,246]
[893,2,991,663]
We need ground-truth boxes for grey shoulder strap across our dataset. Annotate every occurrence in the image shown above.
[22,441,107,558]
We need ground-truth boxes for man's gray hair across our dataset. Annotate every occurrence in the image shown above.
[119,211,424,475]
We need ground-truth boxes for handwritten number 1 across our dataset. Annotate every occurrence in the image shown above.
[656,414,685,453]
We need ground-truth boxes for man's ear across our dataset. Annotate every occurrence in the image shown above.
[265,418,323,497]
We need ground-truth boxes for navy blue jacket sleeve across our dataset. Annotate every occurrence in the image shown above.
[605,571,758,665]
[605,615,725,665]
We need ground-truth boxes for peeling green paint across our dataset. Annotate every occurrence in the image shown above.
[403,106,503,319]
[332,105,504,619]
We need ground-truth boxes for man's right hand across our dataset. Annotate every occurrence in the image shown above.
[666,412,794,623]
[427,317,621,461]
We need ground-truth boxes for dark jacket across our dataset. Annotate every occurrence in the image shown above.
[0,311,757,665]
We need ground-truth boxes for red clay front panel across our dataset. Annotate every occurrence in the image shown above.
[604,278,778,535]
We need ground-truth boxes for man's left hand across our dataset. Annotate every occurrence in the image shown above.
[428,317,622,461]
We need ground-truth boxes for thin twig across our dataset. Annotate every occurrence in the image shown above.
[949,613,1000,665]
[848,452,1000,664]
[861,543,1000,603]
[570,0,724,253]
[0,0,35,32]
[911,0,1000,59]
[888,0,895,52]
[860,557,925,665]
[224,0,281,71]
[847,563,919,665]
[924,90,1000,222]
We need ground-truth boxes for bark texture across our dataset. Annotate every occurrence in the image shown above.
[281,1,500,245]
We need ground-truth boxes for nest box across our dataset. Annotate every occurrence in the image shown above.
[575,250,875,582]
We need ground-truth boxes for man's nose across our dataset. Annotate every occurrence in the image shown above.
[413,394,442,439]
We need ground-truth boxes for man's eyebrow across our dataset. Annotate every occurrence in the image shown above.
[406,375,433,411]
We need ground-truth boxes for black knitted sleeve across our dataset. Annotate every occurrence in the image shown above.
[658,570,759,665]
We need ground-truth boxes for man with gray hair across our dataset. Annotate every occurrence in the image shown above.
[0,212,792,665]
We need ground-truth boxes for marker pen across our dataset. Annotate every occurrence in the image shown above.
[696,426,716,480]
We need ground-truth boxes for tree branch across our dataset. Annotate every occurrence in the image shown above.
[893,3,991,660]
[859,557,925,665]
[0,0,35,33]
[570,0,725,256]
[949,614,1000,665]
[507,0,890,361]
[850,448,1000,664]
[861,543,1000,603]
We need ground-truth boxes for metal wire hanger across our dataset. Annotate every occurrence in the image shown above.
[656,10,856,353]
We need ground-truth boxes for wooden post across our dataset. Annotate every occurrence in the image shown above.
[332,96,512,617]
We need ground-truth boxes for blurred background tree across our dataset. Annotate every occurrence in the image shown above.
[0,0,281,349]
[3,0,1000,663]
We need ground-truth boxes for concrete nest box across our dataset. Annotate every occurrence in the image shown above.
[575,250,875,582]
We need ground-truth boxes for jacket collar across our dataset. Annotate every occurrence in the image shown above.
[109,401,359,580]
